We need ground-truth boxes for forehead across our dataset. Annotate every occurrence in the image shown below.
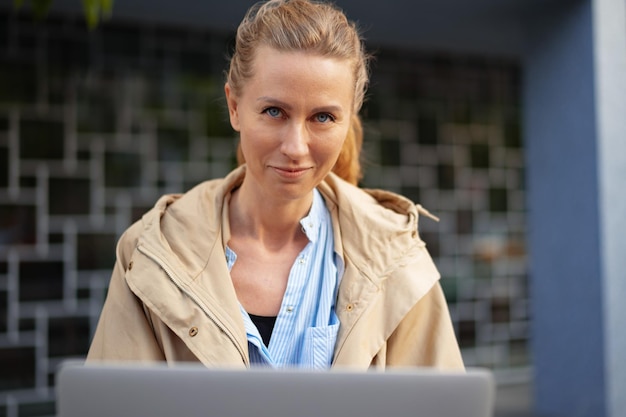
[244,46,355,105]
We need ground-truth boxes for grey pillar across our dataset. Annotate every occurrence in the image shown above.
[593,0,626,416]
[524,0,626,416]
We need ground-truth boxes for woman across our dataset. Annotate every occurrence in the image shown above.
[87,0,464,370]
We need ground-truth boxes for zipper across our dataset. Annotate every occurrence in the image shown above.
[137,244,249,366]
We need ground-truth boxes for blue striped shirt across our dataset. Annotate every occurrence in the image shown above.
[225,189,340,369]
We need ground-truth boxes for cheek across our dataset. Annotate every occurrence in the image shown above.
[317,132,348,162]
[239,127,274,158]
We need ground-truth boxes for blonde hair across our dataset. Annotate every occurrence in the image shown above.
[227,0,370,185]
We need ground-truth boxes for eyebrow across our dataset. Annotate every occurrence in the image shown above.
[256,96,344,115]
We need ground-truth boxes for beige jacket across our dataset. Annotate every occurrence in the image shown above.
[87,166,464,370]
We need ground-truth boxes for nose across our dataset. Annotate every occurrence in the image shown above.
[280,122,309,160]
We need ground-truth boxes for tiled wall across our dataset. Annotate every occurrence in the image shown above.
[0,10,528,416]
[363,49,528,371]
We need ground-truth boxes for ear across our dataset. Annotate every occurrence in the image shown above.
[224,83,241,132]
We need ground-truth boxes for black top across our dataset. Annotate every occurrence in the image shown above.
[248,313,278,347]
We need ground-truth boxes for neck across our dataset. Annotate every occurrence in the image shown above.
[229,184,313,250]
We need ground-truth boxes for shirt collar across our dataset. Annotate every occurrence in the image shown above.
[299,188,324,244]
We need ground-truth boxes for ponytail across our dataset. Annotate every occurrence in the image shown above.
[331,114,363,185]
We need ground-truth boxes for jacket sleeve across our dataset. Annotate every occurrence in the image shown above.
[385,282,464,369]
[86,231,166,362]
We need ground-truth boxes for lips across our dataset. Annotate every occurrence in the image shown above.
[271,165,312,178]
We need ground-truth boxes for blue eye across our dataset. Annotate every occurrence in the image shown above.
[265,107,282,118]
[315,113,334,123]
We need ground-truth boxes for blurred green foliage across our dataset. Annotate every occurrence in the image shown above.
[13,0,114,29]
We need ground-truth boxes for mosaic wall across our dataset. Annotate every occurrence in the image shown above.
[0,10,527,417]
[363,49,527,371]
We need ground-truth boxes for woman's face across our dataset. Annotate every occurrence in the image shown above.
[225,46,354,205]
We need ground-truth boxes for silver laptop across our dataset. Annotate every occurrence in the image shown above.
[56,361,494,417]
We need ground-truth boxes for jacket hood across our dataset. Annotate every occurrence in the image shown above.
[139,167,243,280]
[318,171,436,287]
[143,165,436,287]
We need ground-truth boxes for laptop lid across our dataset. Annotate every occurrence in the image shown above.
[56,361,494,417]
